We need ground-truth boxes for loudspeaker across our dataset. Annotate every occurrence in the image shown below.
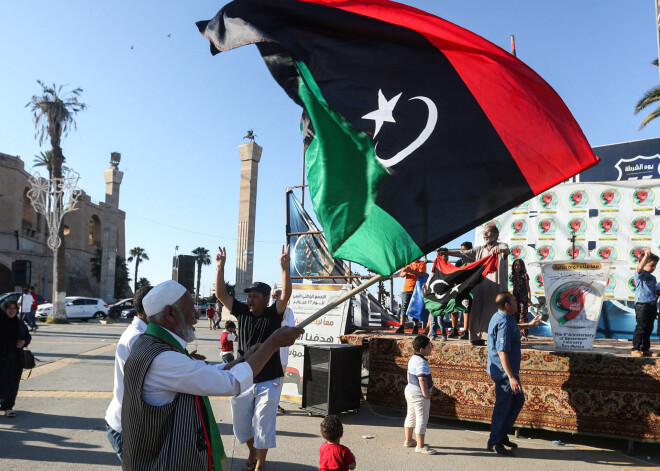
[172,255,195,293]
[302,344,362,416]
[11,260,31,287]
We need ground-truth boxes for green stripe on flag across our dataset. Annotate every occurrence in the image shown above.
[333,204,422,275]
[296,61,421,275]
[424,296,470,316]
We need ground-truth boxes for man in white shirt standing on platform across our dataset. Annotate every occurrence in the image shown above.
[104,285,153,462]
[121,279,302,471]
[271,288,295,414]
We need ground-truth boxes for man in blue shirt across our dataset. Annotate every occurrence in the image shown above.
[486,292,530,456]
[632,248,659,358]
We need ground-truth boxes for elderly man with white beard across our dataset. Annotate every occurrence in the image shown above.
[121,280,303,471]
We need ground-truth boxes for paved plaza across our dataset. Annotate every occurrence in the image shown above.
[0,320,658,470]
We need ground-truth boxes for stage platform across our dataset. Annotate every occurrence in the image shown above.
[340,332,660,442]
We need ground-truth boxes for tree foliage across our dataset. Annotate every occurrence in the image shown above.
[128,247,149,294]
[33,150,68,177]
[90,248,102,282]
[634,59,660,130]
[225,280,236,298]
[192,247,211,303]
[135,277,151,291]
[27,80,86,321]
[91,250,131,300]
[114,255,131,299]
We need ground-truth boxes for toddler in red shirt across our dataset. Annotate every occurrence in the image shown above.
[319,415,356,471]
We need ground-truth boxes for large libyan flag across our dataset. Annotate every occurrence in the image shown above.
[197,0,599,276]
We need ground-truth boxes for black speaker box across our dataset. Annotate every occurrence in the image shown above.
[172,255,195,293]
[302,344,362,416]
[11,260,31,287]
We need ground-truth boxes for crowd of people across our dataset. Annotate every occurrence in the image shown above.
[396,224,660,361]
[3,231,658,468]
[396,224,531,345]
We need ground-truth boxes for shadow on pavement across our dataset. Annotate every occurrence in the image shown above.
[229,458,317,470]
[275,430,319,439]
[31,352,116,362]
[33,330,121,338]
[0,412,116,465]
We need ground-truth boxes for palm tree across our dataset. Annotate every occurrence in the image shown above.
[634,59,660,130]
[27,80,86,323]
[135,277,151,291]
[127,248,149,294]
[192,247,211,306]
[114,255,131,299]
[33,150,69,177]
[33,150,69,216]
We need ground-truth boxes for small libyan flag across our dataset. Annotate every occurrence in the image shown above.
[424,254,498,307]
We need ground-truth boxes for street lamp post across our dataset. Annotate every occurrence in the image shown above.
[27,170,81,322]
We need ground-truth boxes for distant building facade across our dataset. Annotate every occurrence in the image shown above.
[0,152,126,300]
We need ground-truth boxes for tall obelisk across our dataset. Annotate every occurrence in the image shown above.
[100,152,123,302]
[235,141,262,300]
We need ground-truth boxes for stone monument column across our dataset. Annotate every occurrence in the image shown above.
[100,152,123,302]
[235,142,262,299]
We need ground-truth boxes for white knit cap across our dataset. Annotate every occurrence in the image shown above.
[143,280,187,317]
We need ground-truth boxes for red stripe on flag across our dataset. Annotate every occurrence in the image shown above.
[433,254,498,278]
[299,0,599,194]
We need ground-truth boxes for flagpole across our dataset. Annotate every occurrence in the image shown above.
[295,273,385,329]
[655,0,660,88]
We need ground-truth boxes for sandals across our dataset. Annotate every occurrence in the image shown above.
[242,461,256,471]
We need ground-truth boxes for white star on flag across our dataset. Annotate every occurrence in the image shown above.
[362,89,402,137]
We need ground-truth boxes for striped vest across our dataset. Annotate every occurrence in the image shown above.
[121,334,212,471]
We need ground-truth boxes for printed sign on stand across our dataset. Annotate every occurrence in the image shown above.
[540,260,611,350]
[281,284,351,403]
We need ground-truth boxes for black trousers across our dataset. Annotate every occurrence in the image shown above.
[0,356,22,411]
[632,302,658,352]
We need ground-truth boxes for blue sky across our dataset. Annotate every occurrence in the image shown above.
[1,1,659,300]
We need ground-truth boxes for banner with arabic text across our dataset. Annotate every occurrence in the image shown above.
[540,260,611,350]
[281,284,351,403]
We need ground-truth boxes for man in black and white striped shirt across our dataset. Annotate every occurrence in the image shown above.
[215,245,293,471]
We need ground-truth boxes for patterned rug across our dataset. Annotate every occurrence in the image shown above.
[341,333,660,441]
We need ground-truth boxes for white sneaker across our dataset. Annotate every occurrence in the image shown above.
[415,445,438,455]
[403,439,417,447]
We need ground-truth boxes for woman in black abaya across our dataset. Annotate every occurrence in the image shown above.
[0,300,31,417]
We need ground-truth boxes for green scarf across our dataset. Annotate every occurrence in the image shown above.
[145,323,229,471]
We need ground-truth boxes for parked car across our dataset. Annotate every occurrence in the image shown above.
[0,291,50,306]
[35,297,109,322]
[108,298,133,319]
[121,308,136,319]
